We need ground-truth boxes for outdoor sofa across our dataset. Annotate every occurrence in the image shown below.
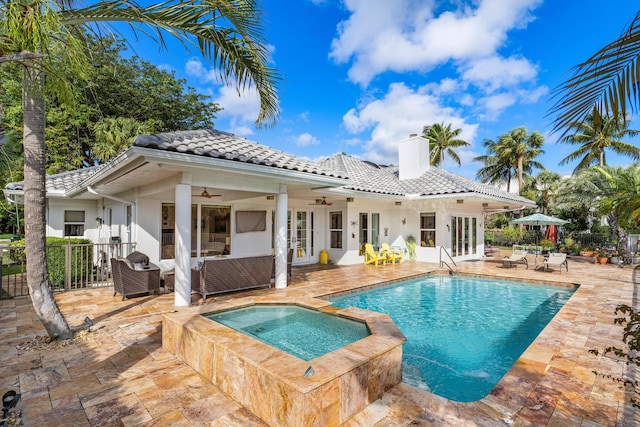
[193,255,273,301]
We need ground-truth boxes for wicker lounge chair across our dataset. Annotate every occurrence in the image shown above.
[195,255,273,301]
[543,253,568,273]
[111,257,160,300]
[502,249,528,269]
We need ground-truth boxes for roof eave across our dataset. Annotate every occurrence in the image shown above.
[68,147,350,197]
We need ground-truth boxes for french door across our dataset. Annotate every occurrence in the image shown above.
[450,216,478,258]
[289,209,313,263]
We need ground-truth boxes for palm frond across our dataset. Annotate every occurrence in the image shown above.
[550,10,640,135]
[60,0,281,127]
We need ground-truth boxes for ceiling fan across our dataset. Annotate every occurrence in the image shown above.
[309,197,333,206]
[200,187,221,198]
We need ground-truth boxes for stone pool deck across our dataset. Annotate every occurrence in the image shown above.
[0,253,638,426]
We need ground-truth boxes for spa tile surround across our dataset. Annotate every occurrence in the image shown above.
[162,297,405,426]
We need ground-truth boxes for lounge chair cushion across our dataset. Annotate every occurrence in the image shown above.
[126,251,150,267]
[119,257,135,270]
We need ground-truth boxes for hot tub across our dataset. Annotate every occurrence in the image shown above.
[205,304,371,361]
[162,299,405,426]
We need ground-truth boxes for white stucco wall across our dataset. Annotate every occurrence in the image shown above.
[46,198,101,242]
[44,188,486,268]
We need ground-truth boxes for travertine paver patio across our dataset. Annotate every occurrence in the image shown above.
[1,252,638,426]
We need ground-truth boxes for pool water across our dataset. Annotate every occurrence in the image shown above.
[330,275,576,402]
[206,305,370,361]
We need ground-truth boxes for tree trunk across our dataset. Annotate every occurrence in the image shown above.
[600,146,605,166]
[608,212,620,248]
[22,66,73,340]
[517,155,524,193]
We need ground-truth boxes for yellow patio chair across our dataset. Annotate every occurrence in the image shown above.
[381,243,403,264]
[364,243,386,265]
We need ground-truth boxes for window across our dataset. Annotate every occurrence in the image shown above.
[359,212,380,248]
[329,211,343,249]
[420,213,436,247]
[359,212,368,246]
[371,213,380,248]
[64,210,85,236]
[199,205,231,257]
[161,203,231,259]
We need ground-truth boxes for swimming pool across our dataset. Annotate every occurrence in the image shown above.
[329,275,577,402]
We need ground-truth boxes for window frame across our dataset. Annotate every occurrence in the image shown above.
[329,211,343,249]
[64,210,85,237]
[419,212,436,247]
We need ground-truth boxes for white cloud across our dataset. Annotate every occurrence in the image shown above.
[477,93,517,121]
[299,111,311,122]
[329,0,543,87]
[295,133,321,147]
[342,82,478,165]
[185,57,219,83]
[460,55,538,92]
[184,57,264,134]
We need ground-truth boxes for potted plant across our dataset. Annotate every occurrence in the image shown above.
[597,250,610,264]
[581,245,595,257]
[405,235,417,261]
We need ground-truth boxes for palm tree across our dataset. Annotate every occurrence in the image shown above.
[421,122,470,167]
[1,0,281,340]
[474,138,517,192]
[550,10,640,135]
[559,110,640,174]
[495,127,545,192]
[474,127,544,193]
[520,171,562,215]
[557,167,623,244]
[596,164,640,229]
[93,117,158,162]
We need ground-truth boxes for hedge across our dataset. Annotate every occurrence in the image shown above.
[9,237,93,289]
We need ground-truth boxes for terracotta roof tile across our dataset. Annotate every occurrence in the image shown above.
[318,154,534,204]
[135,129,347,178]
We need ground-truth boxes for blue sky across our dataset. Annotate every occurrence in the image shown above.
[134,0,640,179]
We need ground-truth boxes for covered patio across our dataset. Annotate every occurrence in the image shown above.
[1,255,638,426]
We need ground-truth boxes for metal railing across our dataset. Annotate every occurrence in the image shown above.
[439,246,458,274]
[0,241,135,298]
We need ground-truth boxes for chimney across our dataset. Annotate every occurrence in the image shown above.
[398,133,429,180]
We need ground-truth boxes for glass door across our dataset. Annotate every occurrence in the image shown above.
[451,215,478,258]
[290,209,311,263]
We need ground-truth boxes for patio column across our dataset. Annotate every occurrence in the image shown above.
[174,183,192,306]
[275,185,288,289]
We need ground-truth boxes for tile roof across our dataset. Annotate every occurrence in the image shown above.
[318,154,534,205]
[3,132,533,207]
[134,129,348,179]
[5,166,101,193]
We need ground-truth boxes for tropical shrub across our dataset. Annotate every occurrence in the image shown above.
[406,235,417,260]
[589,304,640,408]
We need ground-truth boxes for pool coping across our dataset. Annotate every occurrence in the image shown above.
[319,270,580,301]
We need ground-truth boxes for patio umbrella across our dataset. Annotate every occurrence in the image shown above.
[512,213,569,266]
[545,224,558,243]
